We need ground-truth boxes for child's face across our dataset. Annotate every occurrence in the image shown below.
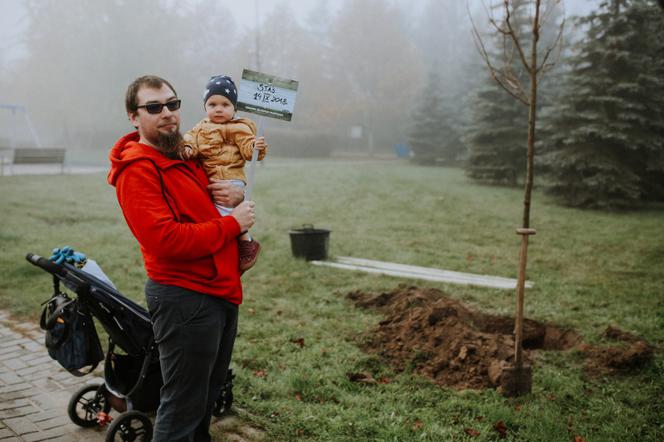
[205,95,235,124]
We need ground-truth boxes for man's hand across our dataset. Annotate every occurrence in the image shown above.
[230,201,255,232]
[208,180,244,207]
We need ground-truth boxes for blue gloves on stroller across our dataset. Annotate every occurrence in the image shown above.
[49,246,87,267]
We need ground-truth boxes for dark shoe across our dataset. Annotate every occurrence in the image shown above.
[239,239,261,272]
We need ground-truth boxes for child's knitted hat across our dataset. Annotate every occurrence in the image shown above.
[203,75,238,107]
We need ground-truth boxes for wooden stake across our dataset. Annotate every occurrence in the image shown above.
[514,228,536,369]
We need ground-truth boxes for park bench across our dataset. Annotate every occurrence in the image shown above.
[10,148,66,174]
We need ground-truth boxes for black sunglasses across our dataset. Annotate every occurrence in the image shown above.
[136,99,181,114]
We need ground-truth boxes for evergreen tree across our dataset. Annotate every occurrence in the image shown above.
[464,81,529,185]
[408,69,463,165]
[410,0,478,167]
[539,0,664,209]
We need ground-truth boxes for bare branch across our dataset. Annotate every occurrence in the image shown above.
[537,16,565,73]
[538,0,559,31]
[468,0,530,105]
[503,0,532,71]
[491,71,531,105]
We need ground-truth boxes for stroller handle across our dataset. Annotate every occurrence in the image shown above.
[26,253,66,276]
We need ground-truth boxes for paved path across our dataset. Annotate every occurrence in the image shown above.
[0,312,263,441]
[0,311,105,441]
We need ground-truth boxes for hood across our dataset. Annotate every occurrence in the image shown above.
[108,131,183,186]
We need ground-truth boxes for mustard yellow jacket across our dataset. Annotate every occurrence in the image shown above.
[181,117,268,182]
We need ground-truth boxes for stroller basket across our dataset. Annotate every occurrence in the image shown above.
[27,253,158,399]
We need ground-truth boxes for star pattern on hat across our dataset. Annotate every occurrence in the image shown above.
[204,75,238,105]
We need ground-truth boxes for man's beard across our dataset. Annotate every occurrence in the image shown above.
[144,129,183,160]
[157,130,183,159]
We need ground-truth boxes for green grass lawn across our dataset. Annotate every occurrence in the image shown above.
[1,159,662,441]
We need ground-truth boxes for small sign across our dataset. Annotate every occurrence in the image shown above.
[237,69,299,121]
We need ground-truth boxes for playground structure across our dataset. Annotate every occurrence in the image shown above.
[0,103,42,148]
[0,104,66,175]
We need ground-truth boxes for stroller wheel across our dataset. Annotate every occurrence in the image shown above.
[105,410,152,442]
[67,383,111,427]
[213,369,235,417]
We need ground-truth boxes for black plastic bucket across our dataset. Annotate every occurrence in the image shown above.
[288,224,330,261]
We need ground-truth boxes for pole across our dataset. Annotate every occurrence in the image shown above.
[244,116,265,201]
[514,228,536,369]
[255,0,261,72]
[10,107,17,150]
[23,109,43,148]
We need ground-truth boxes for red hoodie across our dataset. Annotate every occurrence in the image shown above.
[108,132,243,304]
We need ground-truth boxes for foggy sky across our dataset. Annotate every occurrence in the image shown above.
[0,0,600,158]
[0,0,597,66]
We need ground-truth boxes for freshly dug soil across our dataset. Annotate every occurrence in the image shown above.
[347,285,652,390]
[581,325,654,376]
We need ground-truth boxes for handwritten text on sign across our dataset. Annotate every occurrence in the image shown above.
[237,69,299,121]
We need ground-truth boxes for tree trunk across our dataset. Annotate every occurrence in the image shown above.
[522,0,540,228]
[514,0,540,371]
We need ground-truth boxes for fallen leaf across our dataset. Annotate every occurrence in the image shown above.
[377,376,391,384]
[295,393,302,401]
[254,370,267,378]
[574,436,586,442]
[248,308,255,315]
[493,420,507,439]
[464,428,480,437]
[412,420,423,430]
[290,338,305,348]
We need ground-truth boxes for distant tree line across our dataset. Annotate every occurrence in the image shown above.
[409,0,664,210]
[0,0,426,158]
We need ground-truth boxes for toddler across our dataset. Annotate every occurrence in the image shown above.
[180,75,268,272]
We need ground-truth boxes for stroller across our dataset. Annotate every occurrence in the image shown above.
[26,252,234,442]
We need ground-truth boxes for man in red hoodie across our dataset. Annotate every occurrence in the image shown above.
[108,75,253,441]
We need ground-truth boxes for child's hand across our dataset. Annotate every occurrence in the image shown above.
[254,136,267,151]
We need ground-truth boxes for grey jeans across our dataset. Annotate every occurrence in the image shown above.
[145,279,238,442]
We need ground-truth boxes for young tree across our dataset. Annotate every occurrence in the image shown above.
[471,0,564,396]
[539,0,664,209]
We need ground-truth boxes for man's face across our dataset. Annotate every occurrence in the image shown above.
[129,84,181,149]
